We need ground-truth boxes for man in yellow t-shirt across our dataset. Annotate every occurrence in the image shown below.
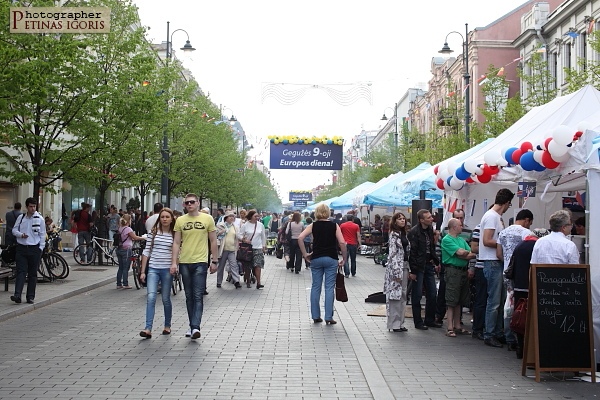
[172,193,218,340]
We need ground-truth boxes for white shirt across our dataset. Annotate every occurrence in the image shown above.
[531,231,580,265]
[142,232,174,269]
[237,221,266,249]
[478,209,505,261]
[497,224,532,270]
[145,214,159,233]
[12,211,45,250]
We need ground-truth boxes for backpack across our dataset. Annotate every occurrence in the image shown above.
[113,229,122,247]
[73,209,82,223]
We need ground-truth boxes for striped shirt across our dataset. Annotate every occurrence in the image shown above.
[142,232,174,269]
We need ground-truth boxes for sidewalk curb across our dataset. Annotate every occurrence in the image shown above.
[0,277,114,323]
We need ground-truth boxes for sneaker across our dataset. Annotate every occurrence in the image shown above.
[484,337,504,348]
[185,330,191,337]
[191,329,201,339]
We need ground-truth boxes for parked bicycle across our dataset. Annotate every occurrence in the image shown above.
[130,240,147,290]
[39,231,69,280]
[73,236,117,266]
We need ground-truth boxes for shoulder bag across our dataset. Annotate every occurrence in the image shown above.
[236,223,257,262]
[335,266,348,302]
[510,297,528,335]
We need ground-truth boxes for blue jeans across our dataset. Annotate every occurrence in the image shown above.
[180,262,208,331]
[411,263,437,327]
[78,231,93,262]
[116,247,131,286]
[310,257,338,320]
[471,268,488,334]
[344,244,357,276]
[145,268,173,331]
[483,260,504,340]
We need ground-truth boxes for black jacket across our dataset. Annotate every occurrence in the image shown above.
[408,224,439,274]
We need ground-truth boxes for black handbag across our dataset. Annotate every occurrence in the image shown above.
[275,242,284,259]
[236,223,257,262]
[335,266,348,302]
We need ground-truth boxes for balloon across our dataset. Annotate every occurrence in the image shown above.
[449,176,464,190]
[520,142,533,153]
[433,165,440,175]
[463,159,480,174]
[511,149,523,164]
[484,149,502,166]
[447,161,460,174]
[519,151,539,171]
[496,157,508,167]
[552,125,574,146]
[541,150,560,169]
[455,165,471,180]
[543,137,553,150]
[438,168,452,181]
[465,177,475,183]
[533,150,544,164]
[547,140,569,157]
[436,178,445,190]
[551,150,571,162]
[477,172,492,183]
[481,164,493,176]
[533,162,546,172]
[489,165,500,175]
[504,147,518,165]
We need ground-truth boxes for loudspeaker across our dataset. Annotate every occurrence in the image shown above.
[411,199,432,226]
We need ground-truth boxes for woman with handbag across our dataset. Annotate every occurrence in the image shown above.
[115,214,144,289]
[298,203,347,325]
[286,212,305,274]
[139,208,176,339]
[216,212,241,288]
[384,212,411,332]
[238,210,267,289]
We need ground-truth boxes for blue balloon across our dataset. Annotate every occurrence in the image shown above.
[519,151,537,171]
[283,139,289,144]
[504,147,518,165]
[298,139,304,144]
[446,176,453,186]
[534,162,546,172]
[455,165,471,180]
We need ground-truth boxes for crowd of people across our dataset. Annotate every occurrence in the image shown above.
[382,188,583,360]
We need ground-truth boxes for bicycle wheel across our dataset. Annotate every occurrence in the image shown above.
[131,258,141,290]
[73,245,95,265]
[38,255,54,280]
[171,273,178,295]
[45,253,70,279]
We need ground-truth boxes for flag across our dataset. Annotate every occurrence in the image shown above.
[463,83,470,93]
[478,77,489,86]
[575,191,585,208]
[448,199,458,213]
[497,67,505,77]
[448,91,456,97]
[588,19,595,34]
[512,57,523,62]
[477,75,487,84]
[536,46,546,53]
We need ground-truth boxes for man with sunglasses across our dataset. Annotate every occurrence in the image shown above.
[172,193,218,340]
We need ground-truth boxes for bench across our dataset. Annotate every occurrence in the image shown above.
[0,267,12,291]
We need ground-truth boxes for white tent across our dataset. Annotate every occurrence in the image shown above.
[442,85,600,366]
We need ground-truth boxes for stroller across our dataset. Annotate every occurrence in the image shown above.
[266,232,277,255]
[373,242,388,267]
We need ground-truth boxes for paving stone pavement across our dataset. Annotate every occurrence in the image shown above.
[0,252,597,399]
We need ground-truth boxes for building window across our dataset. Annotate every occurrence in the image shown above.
[563,43,572,83]
[550,52,558,90]
[579,32,587,71]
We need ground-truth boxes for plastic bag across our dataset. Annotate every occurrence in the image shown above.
[503,289,514,319]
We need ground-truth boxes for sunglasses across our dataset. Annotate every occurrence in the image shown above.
[184,200,197,205]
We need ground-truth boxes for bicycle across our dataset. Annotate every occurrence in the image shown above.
[38,232,69,280]
[129,240,148,290]
[73,236,117,265]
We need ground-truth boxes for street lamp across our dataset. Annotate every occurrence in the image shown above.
[439,23,470,145]
[161,21,196,207]
[381,103,398,166]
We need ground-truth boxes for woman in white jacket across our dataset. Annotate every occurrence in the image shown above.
[384,212,410,332]
[216,212,241,288]
[238,209,267,289]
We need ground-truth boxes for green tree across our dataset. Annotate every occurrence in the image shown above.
[519,52,557,107]
[565,31,600,92]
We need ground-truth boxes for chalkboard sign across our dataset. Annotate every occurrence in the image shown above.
[522,264,595,382]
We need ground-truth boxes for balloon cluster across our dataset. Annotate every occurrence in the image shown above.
[434,123,588,191]
[268,135,344,145]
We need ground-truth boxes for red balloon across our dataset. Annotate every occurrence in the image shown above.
[475,163,487,176]
[511,149,523,164]
[465,177,475,183]
[433,165,440,175]
[541,150,560,169]
[489,165,499,175]
[575,131,584,137]
[520,142,533,153]
[543,137,553,150]
[478,172,492,183]
[436,178,445,190]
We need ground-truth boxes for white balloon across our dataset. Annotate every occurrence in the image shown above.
[533,150,544,164]
[495,157,508,167]
[447,161,460,173]
[577,121,592,133]
[437,162,448,175]
[484,149,501,166]
[463,159,480,174]
[552,125,574,146]
[438,169,452,181]
[449,176,465,190]
[551,150,571,162]
[548,140,569,157]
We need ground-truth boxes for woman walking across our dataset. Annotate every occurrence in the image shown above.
[139,208,177,339]
[115,214,144,289]
[216,212,241,288]
[286,212,304,273]
[238,210,267,289]
[384,212,410,332]
[298,203,347,324]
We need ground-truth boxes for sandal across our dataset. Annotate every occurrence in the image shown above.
[162,328,171,335]
[455,328,472,335]
[139,330,152,339]
[445,330,457,337]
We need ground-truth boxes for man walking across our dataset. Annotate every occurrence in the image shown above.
[10,198,45,304]
[4,202,22,246]
[145,203,164,233]
[479,188,514,348]
[340,214,361,278]
[75,202,94,263]
[408,209,441,330]
[172,193,218,339]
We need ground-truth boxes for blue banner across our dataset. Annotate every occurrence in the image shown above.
[293,201,307,208]
[270,143,343,170]
[289,192,312,201]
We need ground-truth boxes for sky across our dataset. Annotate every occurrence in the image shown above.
[133,0,531,204]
